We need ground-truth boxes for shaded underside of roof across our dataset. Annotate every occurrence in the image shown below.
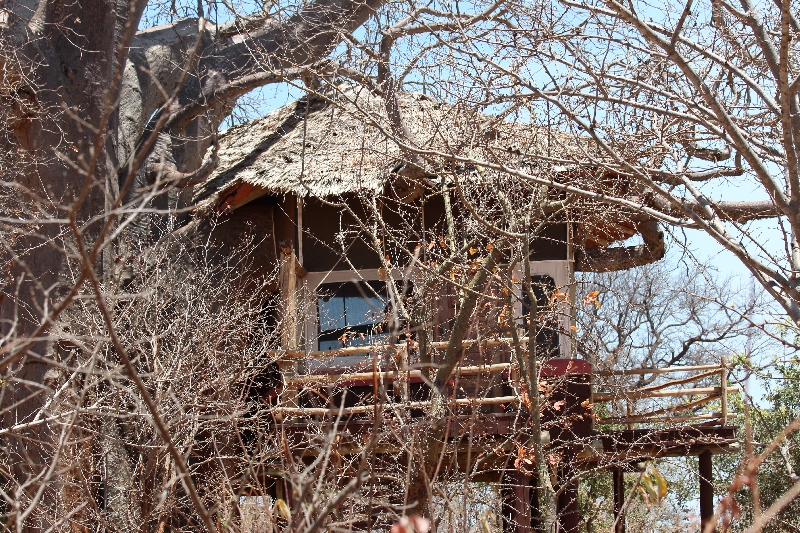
[194,85,591,209]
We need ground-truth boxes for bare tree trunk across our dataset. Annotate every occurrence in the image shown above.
[101,416,142,533]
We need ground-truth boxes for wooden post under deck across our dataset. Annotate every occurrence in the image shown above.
[557,454,580,533]
[612,467,625,533]
[502,470,531,533]
[699,450,714,532]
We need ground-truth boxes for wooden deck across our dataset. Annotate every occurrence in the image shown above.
[263,340,740,475]
[255,341,740,533]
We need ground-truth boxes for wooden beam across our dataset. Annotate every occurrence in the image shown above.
[593,386,740,402]
[612,468,626,533]
[598,363,731,377]
[699,450,715,532]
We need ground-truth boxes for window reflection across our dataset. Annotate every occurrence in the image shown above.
[317,281,389,351]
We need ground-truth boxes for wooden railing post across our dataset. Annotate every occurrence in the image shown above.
[277,246,306,410]
[277,361,298,409]
[720,356,728,425]
[399,342,410,404]
[626,401,633,431]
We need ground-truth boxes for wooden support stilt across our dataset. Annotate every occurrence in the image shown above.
[612,468,626,533]
[502,470,531,533]
[699,450,714,532]
[557,456,580,533]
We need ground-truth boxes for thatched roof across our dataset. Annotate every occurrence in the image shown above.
[192,86,666,272]
[194,85,587,211]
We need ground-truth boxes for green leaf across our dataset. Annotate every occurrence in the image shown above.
[649,464,668,501]
[639,474,658,507]
[638,463,669,507]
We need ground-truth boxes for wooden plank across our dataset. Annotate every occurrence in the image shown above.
[593,386,740,402]
[598,363,730,377]
[271,395,521,417]
[283,362,515,385]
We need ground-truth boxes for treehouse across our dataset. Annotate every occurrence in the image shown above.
[193,85,738,532]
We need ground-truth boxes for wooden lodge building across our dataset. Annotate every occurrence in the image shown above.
[192,85,739,532]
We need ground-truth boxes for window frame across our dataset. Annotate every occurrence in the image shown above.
[302,260,572,365]
[511,260,572,358]
[303,268,401,349]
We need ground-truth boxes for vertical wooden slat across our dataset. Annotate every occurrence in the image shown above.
[720,357,728,424]
[278,248,303,408]
[399,343,410,404]
[626,401,633,431]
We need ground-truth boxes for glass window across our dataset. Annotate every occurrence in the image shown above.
[317,281,389,351]
[521,274,561,358]
[318,295,346,331]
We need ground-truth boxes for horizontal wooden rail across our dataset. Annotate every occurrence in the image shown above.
[272,395,520,417]
[596,412,736,425]
[597,363,731,377]
[269,337,530,360]
[630,392,720,418]
[593,386,740,402]
[637,369,721,393]
[284,362,515,385]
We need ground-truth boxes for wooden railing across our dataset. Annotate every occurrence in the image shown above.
[267,340,738,426]
[268,337,523,417]
[591,358,738,427]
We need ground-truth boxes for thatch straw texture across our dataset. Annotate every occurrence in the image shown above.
[195,85,586,209]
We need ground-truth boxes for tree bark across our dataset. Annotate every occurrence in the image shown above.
[575,221,665,273]
[1,0,386,530]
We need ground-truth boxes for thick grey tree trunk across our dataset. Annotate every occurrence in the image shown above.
[0,0,384,530]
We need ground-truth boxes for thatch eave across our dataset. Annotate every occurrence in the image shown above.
[193,85,588,213]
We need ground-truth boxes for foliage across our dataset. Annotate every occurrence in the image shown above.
[725,359,800,533]
[3,0,800,530]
